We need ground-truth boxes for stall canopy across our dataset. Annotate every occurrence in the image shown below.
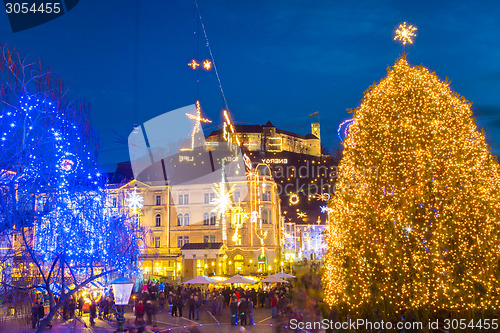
[272,271,295,278]
[219,274,255,285]
[183,275,219,284]
[259,276,288,284]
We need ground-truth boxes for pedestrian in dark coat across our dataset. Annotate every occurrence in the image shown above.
[171,293,178,316]
[177,295,184,317]
[145,300,153,324]
[38,302,45,326]
[230,297,238,325]
[31,302,39,328]
[188,295,195,320]
[89,301,97,326]
[238,298,248,326]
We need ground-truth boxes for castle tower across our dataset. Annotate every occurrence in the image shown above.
[311,121,320,141]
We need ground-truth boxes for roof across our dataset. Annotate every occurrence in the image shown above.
[207,123,315,140]
[180,242,224,250]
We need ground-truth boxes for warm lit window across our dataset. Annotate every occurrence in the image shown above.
[262,210,269,224]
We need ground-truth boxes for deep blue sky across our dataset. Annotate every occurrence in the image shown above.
[1,0,500,171]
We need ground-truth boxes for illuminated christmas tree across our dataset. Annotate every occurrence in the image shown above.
[0,46,143,332]
[324,56,500,321]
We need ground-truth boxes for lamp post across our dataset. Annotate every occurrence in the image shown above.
[110,276,134,333]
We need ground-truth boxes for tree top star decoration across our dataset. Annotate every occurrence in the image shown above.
[394,22,417,46]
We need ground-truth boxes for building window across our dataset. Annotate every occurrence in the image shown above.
[210,212,216,225]
[184,236,189,244]
[210,235,215,243]
[233,191,240,203]
[177,236,183,248]
[203,213,209,225]
[155,214,161,227]
[177,213,183,226]
[155,237,160,248]
[210,193,215,202]
[184,213,190,226]
[204,235,209,243]
[178,195,184,205]
[262,190,271,201]
[262,210,269,224]
[112,197,117,208]
[184,194,189,204]
[156,195,161,206]
[204,193,209,204]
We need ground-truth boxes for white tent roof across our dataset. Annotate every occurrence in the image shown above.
[272,271,295,278]
[259,276,289,284]
[219,275,255,284]
[183,275,219,284]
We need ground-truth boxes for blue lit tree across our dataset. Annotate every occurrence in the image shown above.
[0,46,143,332]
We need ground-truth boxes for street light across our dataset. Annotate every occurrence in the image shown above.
[110,276,134,333]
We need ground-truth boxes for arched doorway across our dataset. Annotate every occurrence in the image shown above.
[234,255,244,273]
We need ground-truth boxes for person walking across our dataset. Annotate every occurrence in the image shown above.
[89,301,97,326]
[248,298,254,325]
[238,298,248,326]
[230,297,238,325]
[270,294,278,318]
[31,302,39,328]
[145,300,153,325]
[171,293,178,317]
[194,294,201,321]
[188,295,195,320]
[177,295,184,317]
[135,300,144,324]
[77,296,84,316]
[38,301,45,327]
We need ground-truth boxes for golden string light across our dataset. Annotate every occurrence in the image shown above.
[182,100,212,151]
[203,59,212,70]
[324,56,500,318]
[394,22,417,45]
[289,193,299,205]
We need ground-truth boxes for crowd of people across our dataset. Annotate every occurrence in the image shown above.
[132,279,297,329]
[29,274,320,333]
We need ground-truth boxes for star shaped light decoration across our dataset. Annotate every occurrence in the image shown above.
[126,187,144,215]
[182,100,212,151]
[394,22,417,46]
[188,59,200,69]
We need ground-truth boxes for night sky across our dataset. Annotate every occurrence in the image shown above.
[1,0,500,171]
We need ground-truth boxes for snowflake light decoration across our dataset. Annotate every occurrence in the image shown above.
[126,187,144,215]
[394,22,417,46]
[211,163,234,242]
[203,59,212,71]
[297,212,307,219]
